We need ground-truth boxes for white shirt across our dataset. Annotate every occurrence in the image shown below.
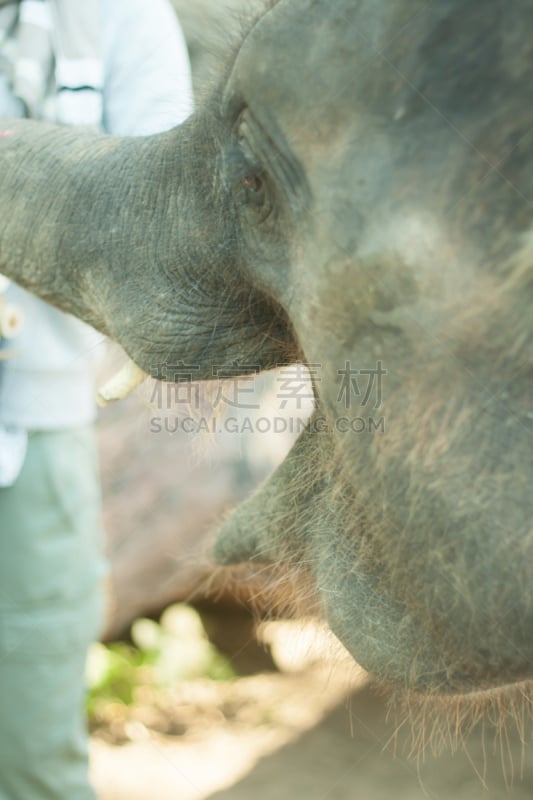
[0,0,193,484]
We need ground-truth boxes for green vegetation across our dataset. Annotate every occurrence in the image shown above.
[86,604,236,721]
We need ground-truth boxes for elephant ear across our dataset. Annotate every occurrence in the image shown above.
[214,417,328,566]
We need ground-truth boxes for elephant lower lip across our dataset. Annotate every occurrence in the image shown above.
[96,359,148,406]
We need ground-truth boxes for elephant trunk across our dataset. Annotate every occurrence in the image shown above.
[0,117,295,383]
[0,119,184,343]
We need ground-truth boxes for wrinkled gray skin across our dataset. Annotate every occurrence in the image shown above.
[1,0,532,695]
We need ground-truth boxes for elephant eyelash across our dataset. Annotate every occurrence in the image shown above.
[237,111,311,217]
[223,141,274,224]
[225,142,265,188]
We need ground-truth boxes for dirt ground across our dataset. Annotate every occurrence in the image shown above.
[90,624,533,800]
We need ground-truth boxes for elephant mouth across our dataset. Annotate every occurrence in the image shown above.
[213,407,533,696]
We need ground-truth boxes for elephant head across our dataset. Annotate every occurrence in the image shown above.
[1,0,532,695]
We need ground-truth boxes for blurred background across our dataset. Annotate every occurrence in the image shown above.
[90,2,533,797]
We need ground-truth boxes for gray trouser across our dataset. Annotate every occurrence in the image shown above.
[0,426,107,800]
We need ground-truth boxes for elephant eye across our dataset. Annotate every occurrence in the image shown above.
[227,109,309,226]
[243,172,264,194]
[235,121,274,223]
[241,165,271,220]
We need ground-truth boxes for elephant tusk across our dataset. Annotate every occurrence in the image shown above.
[96,359,148,407]
[0,274,10,293]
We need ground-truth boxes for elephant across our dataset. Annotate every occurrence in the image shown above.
[0,0,532,697]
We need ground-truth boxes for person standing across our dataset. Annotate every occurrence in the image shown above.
[0,1,193,797]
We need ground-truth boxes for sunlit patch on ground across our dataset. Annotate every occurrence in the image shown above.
[89,610,533,800]
[89,613,362,800]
